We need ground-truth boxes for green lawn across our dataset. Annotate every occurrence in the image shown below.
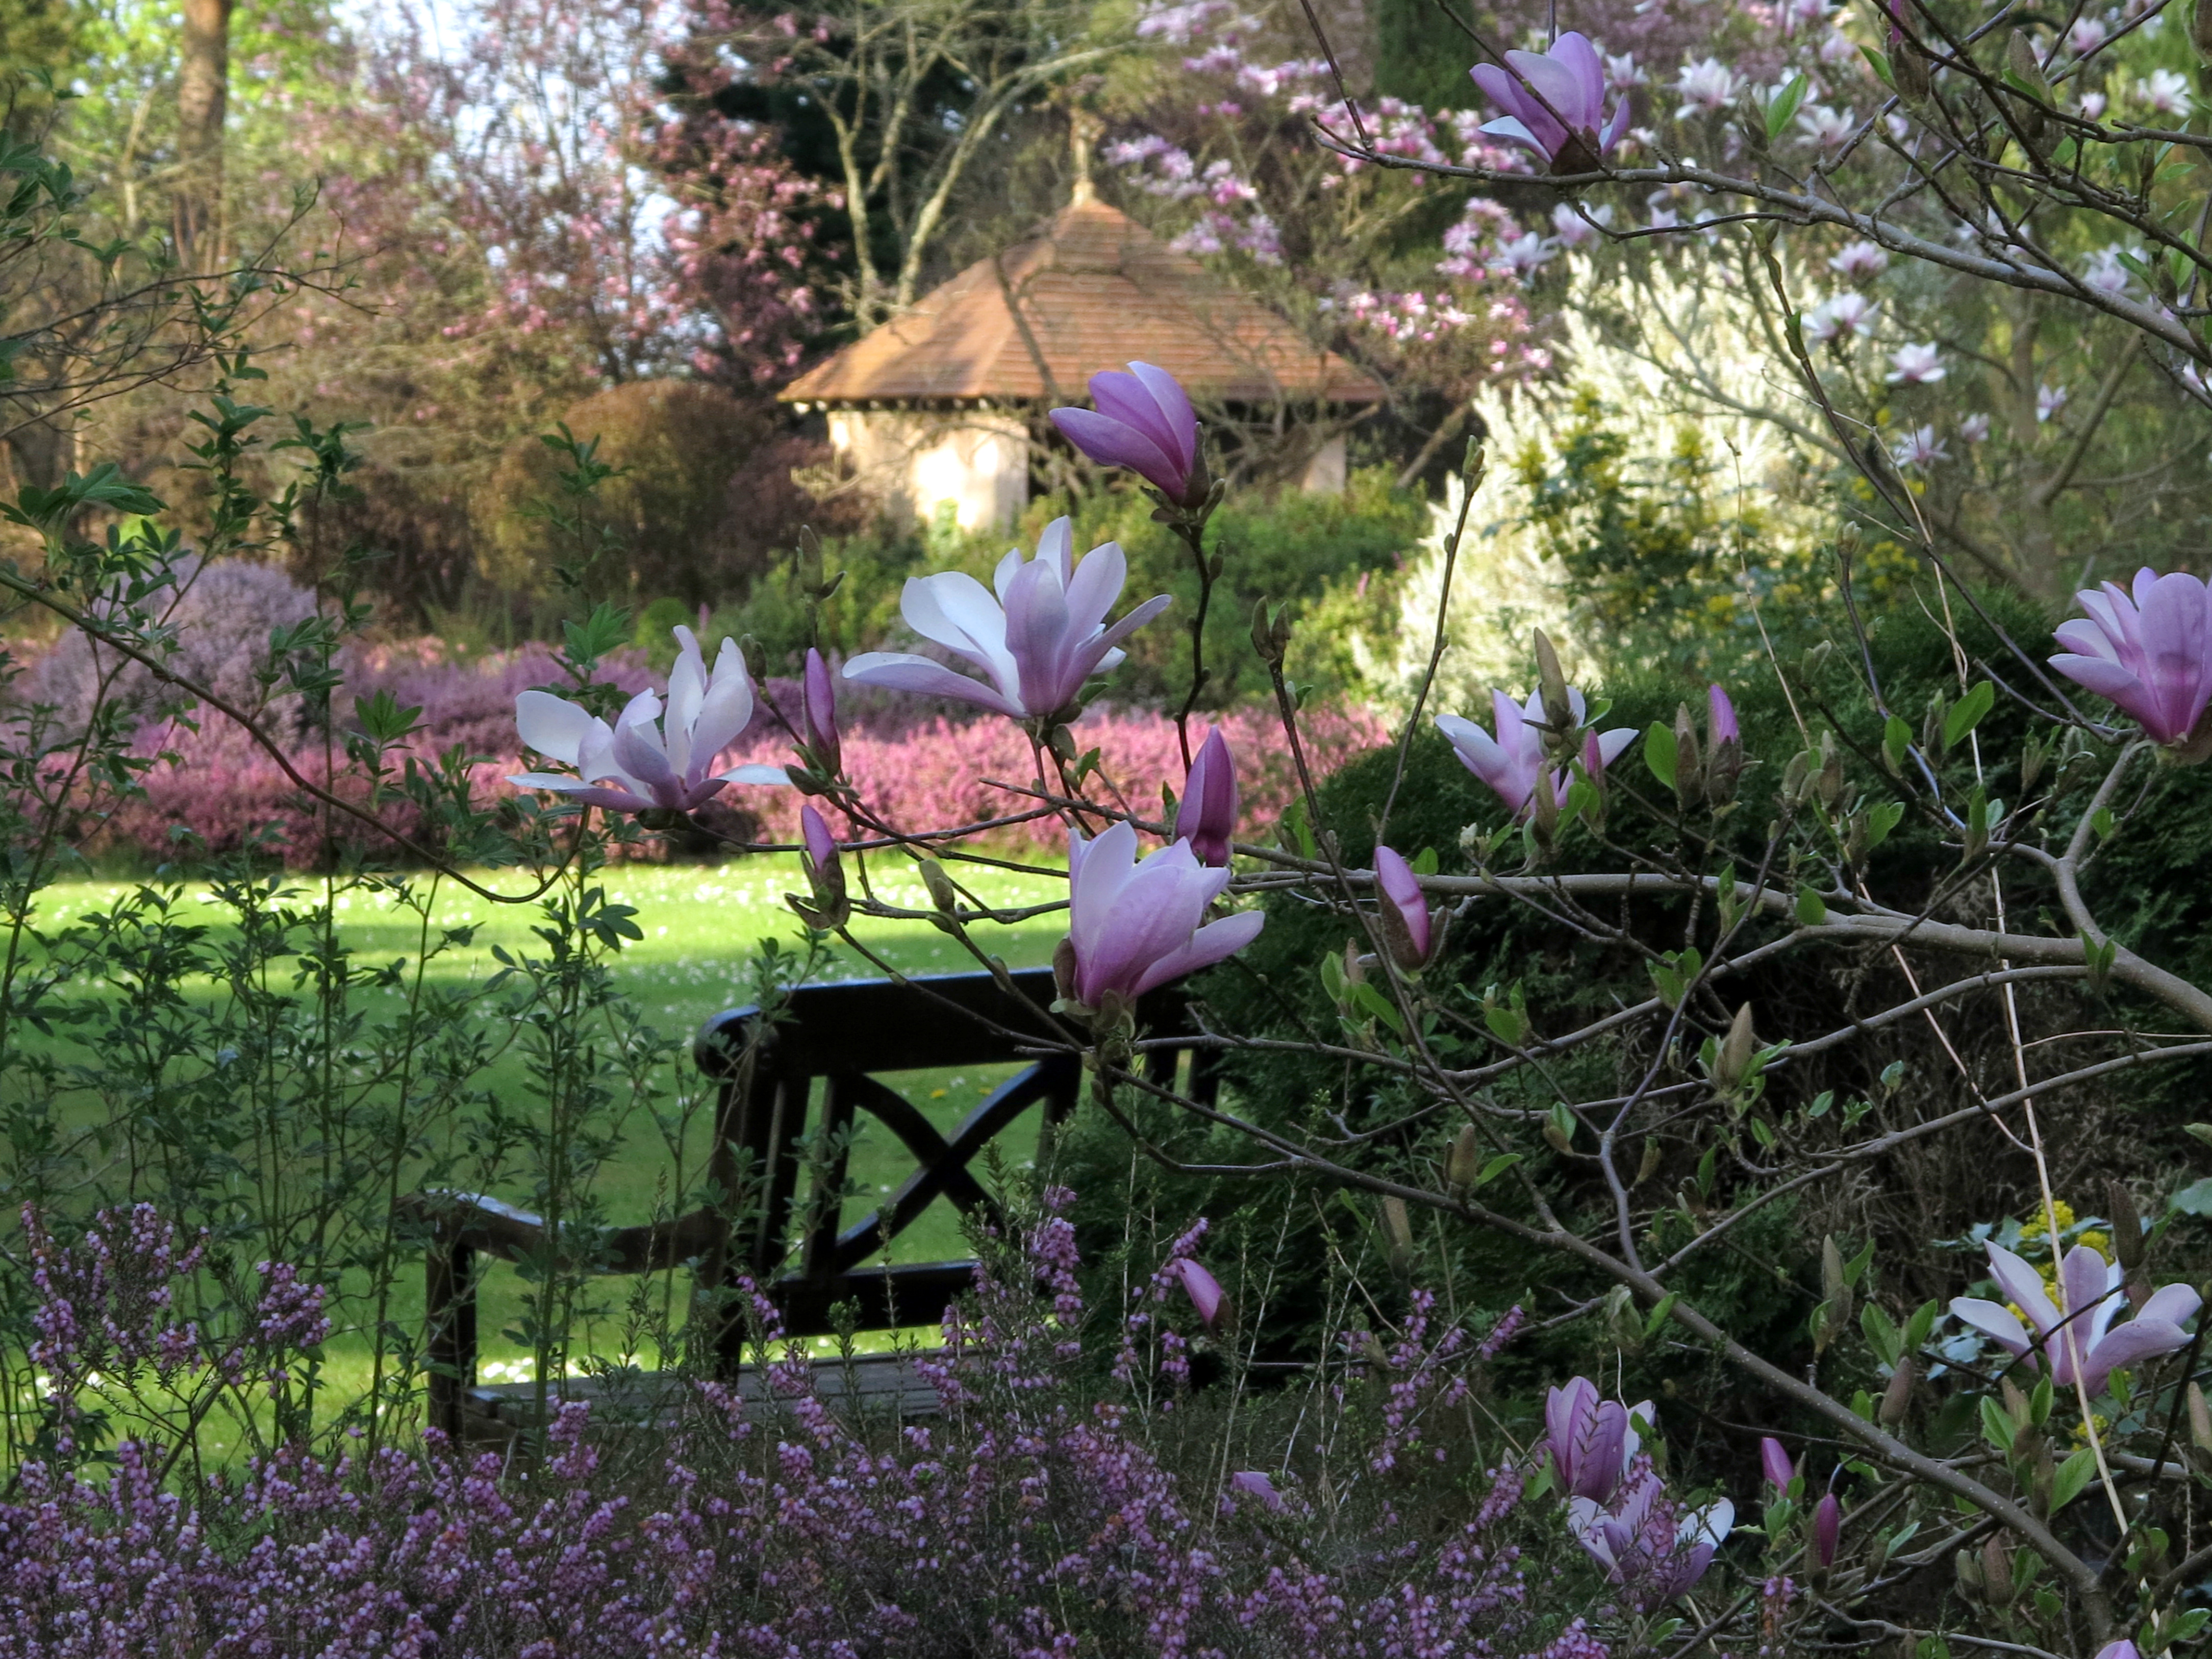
[20,854,1070,1413]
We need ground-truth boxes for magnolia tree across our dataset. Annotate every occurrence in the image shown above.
[1319,0,2212,599]
[21,322,2212,1652]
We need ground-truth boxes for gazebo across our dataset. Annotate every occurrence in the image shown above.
[781,187,1385,533]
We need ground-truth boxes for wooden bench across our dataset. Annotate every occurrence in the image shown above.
[399,966,1214,1441]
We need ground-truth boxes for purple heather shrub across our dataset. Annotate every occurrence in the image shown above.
[1,1193,1615,1657]
[20,555,320,739]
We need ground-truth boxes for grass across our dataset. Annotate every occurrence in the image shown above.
[16,852,1070,1423]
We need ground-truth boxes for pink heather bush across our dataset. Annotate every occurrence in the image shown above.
[54,634,1386,863]
[0,1194,1586,1658]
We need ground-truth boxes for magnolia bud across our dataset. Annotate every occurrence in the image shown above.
[1381,1195,1416,1278]
[2194,0,2212,65]
[1980,1535,2015,1606]
[919,857,961,915]
[2108,1179,2145,1275]
[1673,702,1703,802]
[1445,1123,1483,1191]
[1822,1235,1854,1336]
[1535,629,1574,740]
[1529,768,1562,844]
[2189,1380,2212,1454]
[1815,729,1844,808]
[1052,935,1080,1003]
[2004,31,2051,153]
[1880,1357,1915,1424]
[1954,1547,1985,1599]
[1635,1138,1664,1187]
[1716,1003,1757,1090]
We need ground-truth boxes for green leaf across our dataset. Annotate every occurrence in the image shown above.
[2171,1176,2212,1217]
[1475,1152,1523,1187]
[1644,1291,1679,1338]
[1766,72,1809,141]
[1645,721,1679,789]
[1882,715,1912,774]
[1865,800,1905,850]
[1861,1302,1903,1367]
[1903,1299,1938,1353]
[1861,45,1896,89]
[1845,1236,1876,1287]
[1943,682,1996,749]
[2048,1446,2099,1513]
[1795,886,1828,926]
[1979,1394,2017,1451]
[1410,846,1439,876]
[1349,979,1406,1036]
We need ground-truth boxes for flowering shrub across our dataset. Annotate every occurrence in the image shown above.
[1,1194,1592,1658]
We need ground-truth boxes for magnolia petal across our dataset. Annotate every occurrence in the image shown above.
[1129,907,1265,997]
[1951,1296,2034,1359]
[1986,1242,2063,1337]
[718,763,794,785]
[842,651,1025,717]
[515,691,599,764]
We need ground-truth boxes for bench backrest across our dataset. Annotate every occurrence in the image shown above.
[694,966,1206,1355]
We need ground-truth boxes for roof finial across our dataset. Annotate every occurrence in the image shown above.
[1069,106,1100,206]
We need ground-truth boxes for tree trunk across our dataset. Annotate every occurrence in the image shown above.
[174,0,233,269]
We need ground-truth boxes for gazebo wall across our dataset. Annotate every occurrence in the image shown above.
[828,409,1029,534]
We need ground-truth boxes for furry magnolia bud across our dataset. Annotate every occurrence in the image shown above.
[1880,1356,1916,1424]
[1535,629,1574,741]
[1446,1123,1483,1191]
[2189,1380,2212,1454]
[1381,1195,1416,1278]
[2108,1178,2146,1275]
[1716,1003,1757,1089]
[2193,0,2212,64]
[1980,1535,2015,1606]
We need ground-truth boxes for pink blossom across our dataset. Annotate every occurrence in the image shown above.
[1050,362,1208,507]
[2050,568,2212,747]
[1064,820,1264,1007]
[1436,688,1636,816]
[1885,342,1946,384]
[1950,1238,2200,1393]
[1175,726,1241,866]
[1470,33,1631,170]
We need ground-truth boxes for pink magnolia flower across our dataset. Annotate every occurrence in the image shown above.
[1708,683,1739,745]
[1171,1255,1228,1329]
[509,627,787,813]
[1960,412,1992,443]
[1569,1473,1733,1608]
[2051,568,2212,748]
[1545,1376,1647,1503]
[2038,382,2070,422]
[1812,1492,1843,1567]
[1886,342,1946,384]
[1805,292,1879,342]
[800,803,838,878]
[803,646,840,775]
[1759,1437,1795,1493]
[1552,200,1614,245]
[845,519,1171,722]
[1050,363,1206,508]
[1891,425,1949,468]
[2095,1644,2142,1659]
[1828,239,1888,280]
[1437,688,1636,815]
[1175,726,1240,867]
[1950,1239,2200,1395]
[1470,32,1631,170]
[1372,844,1439,970]
[1796,103,1856,148]
[1228,1469,1286,1510]
[1063,820,1264,1007]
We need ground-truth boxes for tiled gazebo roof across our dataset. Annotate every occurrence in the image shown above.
[782,198,1384,408]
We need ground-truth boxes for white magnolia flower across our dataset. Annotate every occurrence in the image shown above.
[1886,342,1946,385]
[1805,292,1880,343]
[1891,425,1949,468]
[2139,68,2192,117]
[1796,104,1856,148]
[845,518,1171,720]
[1828,239,1889,281]
[2038,383,2070,423]
[1960,412,1992,443]
[1673,58,1744,118]
[509,627,788,814]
